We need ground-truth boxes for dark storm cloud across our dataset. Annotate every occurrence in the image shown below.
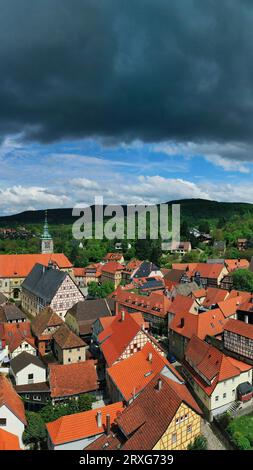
[1,0,253,145]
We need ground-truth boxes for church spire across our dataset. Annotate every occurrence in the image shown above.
[41,210,54,254]
[42,210,51,239]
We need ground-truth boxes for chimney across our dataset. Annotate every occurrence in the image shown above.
[157,378,162,391]
[96,410,102,428]
[106,414,111,436]
[148,352,153,363]
[121,310,125,321]
[180,317,185,328]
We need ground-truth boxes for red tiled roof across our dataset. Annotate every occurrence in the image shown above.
[31,307,64,338]
[224,318,253,341]
[0,321,35,353]
[170,308,226,340]
[46,402,124,445]
[169,295,196,316]
[203,287,229,307]
[0,429,21,450]
[217,297,242,318]
[104,253,124,262]
[49,361,99,398]
[225,259,249,272]
[184,336,252,395]
[192,263,226,279]
[73,268,86,277]
[0,374,26,425]
[0,253,73,278]
[53,324,86,349]
[227,290,252,303]
[99,313,144,366]
[107,343,181,401]
[101,261,124,274]
[110,287,171,320]
[115,374,202,450]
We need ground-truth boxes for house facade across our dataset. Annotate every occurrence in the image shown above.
[21,262,84,318]
[0,253,73,300]
[224,319,253,362]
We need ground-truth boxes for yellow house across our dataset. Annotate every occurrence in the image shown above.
[86,374,202,451]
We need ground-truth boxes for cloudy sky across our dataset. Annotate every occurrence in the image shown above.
[1,0,253,214]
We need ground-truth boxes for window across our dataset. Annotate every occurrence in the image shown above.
[176,418,180,425]
[187,425,192,433]
[78,356,81,361]
[223,393,226,399]
[68,358,71,362]
[171,433,177,444]
[28,373,34,380]
[215,396,219,401]
[0,418,6,426]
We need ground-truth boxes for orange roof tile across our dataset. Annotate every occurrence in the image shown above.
[184,336,252,395]
[0,429,21,450]
[46,402,124,445]
[101,261,124,274]
[170,308,226,340]
[49,361,98,398]
[217,297,242,318]
[225,259,249,272]
[0,321,35,353]
[73,267,86,277]
[99,313,144,366]
[0,374,26,424]
[202,287,229,307]
[227,290,252,303]
[104,253,124,261]
[224,318,253,341]
[107,343,182,401]
[0,253,72,278]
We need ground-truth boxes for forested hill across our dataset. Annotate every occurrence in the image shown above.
[0,199,253,226]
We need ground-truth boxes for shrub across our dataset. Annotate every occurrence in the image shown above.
[187,435,208,450]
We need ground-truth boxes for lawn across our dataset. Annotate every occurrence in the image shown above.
[226,414,253,450]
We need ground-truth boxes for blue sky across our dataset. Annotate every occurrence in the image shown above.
[1,134,253,215]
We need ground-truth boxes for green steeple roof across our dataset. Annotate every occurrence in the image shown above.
[41,210,52,240]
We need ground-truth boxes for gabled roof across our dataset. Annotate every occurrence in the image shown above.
[164,269,184,283]
[202,287,229,307]
[53,324,86,349]
[101,261,123,274]
[10,351,46,375]
[22,263,67,303]
[168,295,196,316]
[133,261,160,279]
[107,343,182,402]
[217,297,242,318]
[98,312,145,366]
[31,307,64,338]
[0,374,26,424]
[115,374,202,450]
[0,303,27,323]
[184,335,252,395]
[170,308,226,340]
[0,429,21,450]
[0,253,72,278]
[46,402,124,445]
[73,267,86,277]
[192,263,226,279]
[67,299,112,323]
[225,259,249,272]
[110,287,171,320]
[224,318,253,341]
[0,321,35,353]
[49,361,99,398]
[227,290,252,303]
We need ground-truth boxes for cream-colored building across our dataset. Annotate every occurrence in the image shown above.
[21,262,84,319]
[183,335,253,421]
[53,324,87,364]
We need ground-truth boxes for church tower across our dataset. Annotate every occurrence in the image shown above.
[41,210,54,254]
